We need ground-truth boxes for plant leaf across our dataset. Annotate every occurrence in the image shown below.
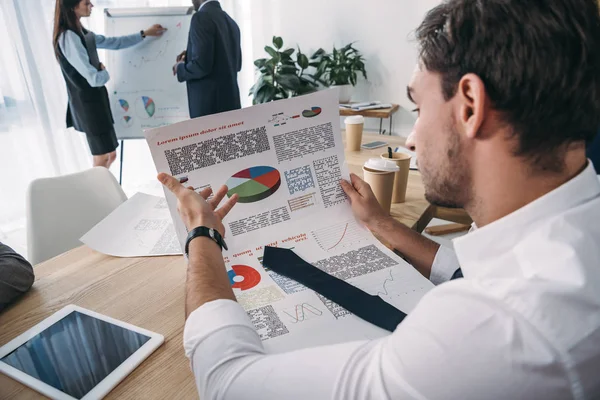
[265,46,278,58]
[298,53,309,70]
[278,74,301,90]
[273,36,284,50]
[282,48,295,57]
[254,58,267,68]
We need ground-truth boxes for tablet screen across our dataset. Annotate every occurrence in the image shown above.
[1,311,151,399]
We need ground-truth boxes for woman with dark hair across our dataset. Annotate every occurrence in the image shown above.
[53,0,166,168]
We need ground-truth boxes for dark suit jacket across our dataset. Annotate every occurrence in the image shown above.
[177,1,242,118]
[587,128,600,174]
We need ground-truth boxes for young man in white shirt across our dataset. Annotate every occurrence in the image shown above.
[157,0,600,398]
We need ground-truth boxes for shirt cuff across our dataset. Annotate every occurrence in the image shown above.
[183,299,254,359]
[429,245,461,285]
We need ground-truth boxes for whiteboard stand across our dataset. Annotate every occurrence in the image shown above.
[119,140,125,185]
[104,6,193,185]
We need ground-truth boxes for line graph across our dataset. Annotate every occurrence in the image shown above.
[282,303,323,323]
[310,220,370,252]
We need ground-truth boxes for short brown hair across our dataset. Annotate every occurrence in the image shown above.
[416,0,600,167]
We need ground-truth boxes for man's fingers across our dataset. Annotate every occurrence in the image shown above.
[158,173,186,197]
[349,173,371,197]
[215,194,238,220]
[199,187,213,200]
[209,185,229,210]
[340,179,357,202]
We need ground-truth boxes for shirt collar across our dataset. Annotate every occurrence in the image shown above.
[453,161,600,278]
[199,0,218,12]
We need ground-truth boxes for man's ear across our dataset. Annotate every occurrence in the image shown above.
[456,73,486,140]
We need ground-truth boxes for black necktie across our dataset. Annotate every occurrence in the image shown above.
[263,246,406,332]
[451,268,463,280]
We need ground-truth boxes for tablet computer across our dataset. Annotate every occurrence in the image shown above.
[0,305,164,400]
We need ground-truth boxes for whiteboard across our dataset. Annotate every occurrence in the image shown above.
[105,7,193,140]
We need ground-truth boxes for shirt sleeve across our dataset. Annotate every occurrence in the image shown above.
[184,286,565,400]
[0,242,34,311]
[429,245,461,285]
[95,32,143,50]
[177,13,215,82]
[59,31,110,88]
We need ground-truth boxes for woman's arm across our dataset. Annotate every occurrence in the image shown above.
[96,25,166,50]
[59,30,109,87]
[95,32,143,50]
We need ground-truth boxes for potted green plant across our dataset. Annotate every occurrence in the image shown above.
[310,43,368,103]
[249,36,318,104]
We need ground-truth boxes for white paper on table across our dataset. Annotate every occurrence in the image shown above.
[80,192,181,257]
[145,89,434,352]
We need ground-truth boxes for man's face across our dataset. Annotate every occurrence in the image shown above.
[407,66,472,209]
[192,0,202,11]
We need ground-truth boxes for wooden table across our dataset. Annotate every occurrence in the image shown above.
[339,104,400,135]
[0,134,434,399]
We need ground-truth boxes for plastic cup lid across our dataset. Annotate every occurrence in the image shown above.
[345,116,364,124]
[364,158,399,172]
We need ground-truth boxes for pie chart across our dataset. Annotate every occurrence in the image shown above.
[118,99,130,112]
[226,166,281,203]
[136,96,156,119]
[228,265,261,291]
[302,106,322,118]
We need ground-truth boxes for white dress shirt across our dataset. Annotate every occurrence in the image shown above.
[184,162,600,400]
[58,30,143,87]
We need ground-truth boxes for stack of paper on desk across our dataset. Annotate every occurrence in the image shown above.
[339,101,393,111]
[81,192,181,257]
[144,90,433,352]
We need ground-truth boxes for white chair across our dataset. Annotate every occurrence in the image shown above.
[26,167,127,265]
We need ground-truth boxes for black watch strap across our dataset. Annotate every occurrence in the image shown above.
[140,30,146,38]
[185,226,228,256]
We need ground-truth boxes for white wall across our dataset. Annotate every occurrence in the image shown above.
[246,0,441,136]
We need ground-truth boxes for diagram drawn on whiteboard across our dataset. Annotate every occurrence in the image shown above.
[105,7,192,139]
[128,21,184,70]
[120,116,134,128]
[136,96,156,119]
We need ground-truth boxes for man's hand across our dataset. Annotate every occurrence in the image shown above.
[144,24,167,37]
[158,173,238,237]
[176,50,187,63]
[340,173,390,231]
[173,61,183,76]
[99,62,105,71]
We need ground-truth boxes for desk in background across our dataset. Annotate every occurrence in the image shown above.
[339,104,400,135]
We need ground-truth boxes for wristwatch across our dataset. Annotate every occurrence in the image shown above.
[185,226,228,256]
[140,30,146,39]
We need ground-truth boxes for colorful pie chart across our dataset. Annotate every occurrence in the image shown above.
[302,106,322,118]
[228,265,261,291]
[142,96,155,117]
[226,166,281,203]
[118,99,130,112]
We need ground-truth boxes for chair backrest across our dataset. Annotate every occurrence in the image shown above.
[26,167,127,265]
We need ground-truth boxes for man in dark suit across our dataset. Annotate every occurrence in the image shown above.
[174,0,242,118]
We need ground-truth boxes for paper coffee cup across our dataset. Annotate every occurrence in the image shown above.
[345,115,364,151]
[362,158,399,214]
[381,152,411,203]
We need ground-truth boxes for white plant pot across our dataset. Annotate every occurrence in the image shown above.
[333,84,354,103]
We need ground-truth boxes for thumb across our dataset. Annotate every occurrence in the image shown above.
[158,173,185,197]
[340,179,358,201]
[349,173,371,197]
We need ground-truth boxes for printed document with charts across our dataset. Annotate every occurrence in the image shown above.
[145,90,433,352]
